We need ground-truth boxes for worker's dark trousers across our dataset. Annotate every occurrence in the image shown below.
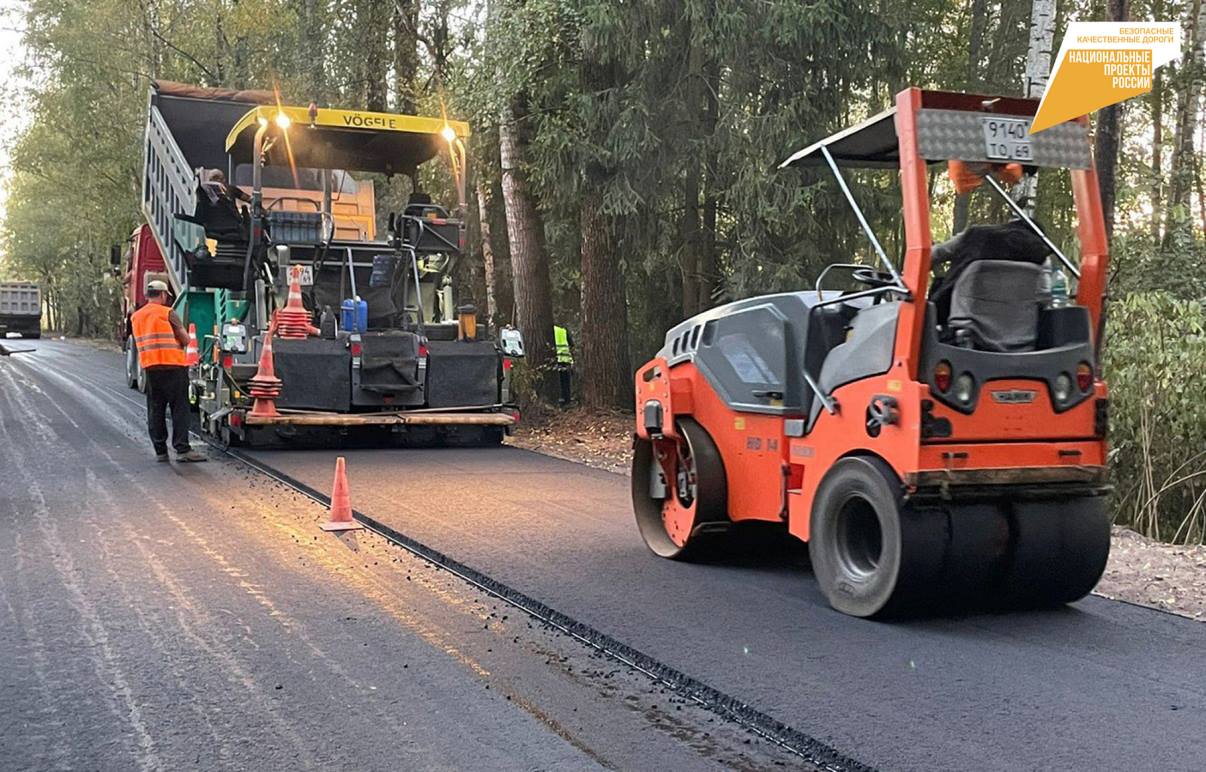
[557,365,572,405]
[145,366,192,455]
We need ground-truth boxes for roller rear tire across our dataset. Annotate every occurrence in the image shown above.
[809,456,948,617]
[810,464,1109,617]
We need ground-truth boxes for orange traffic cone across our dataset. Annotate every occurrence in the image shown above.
[277,265,320,339]
[321,456,363,531]
[185,323,200,365]
[247,328,283,418]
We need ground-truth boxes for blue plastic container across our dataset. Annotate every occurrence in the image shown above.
[340,297,368,333]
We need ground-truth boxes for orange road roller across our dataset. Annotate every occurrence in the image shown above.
[632,88,1112,617]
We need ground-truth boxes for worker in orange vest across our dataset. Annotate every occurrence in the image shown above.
[130,280,207,463]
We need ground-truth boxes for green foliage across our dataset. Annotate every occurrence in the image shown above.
[1105,292,1206,543]
[2,0,1205,535]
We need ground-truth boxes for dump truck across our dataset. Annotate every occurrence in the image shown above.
[632,88,1111,617]
[0,281,42,339]
[125,80,518,446]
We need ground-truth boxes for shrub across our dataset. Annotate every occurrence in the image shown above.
[1104,292,1206,543]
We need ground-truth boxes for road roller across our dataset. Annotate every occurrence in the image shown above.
[631,88,1112,617]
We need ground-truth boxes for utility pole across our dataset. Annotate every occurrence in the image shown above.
[1019,0,1058,214]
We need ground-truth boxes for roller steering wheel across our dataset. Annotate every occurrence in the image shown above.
[851,267,898,289]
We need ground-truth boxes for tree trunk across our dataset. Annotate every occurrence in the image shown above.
[1164,0,1205,245]
[678,29,705,319]
[679,171,700,319]
[954,0,990,233]
[1094,0,1128,240]
[392,0,419,113]
[1150,0,1167,243]
[1152,69,1165,243]
[476,178,499,327]
[1016,0,1057,213]
[214,14,227,85]
[499,100,558,403]
[579,189,631,409]
[362,1,389,111]
[1193,139,1206,235]
[301,0,326,100]
[700,190,717,308]
[697,57,721,310]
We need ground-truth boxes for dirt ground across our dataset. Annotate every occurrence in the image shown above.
[510,407,1206,622]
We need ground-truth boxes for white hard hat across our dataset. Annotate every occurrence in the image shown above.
[146,279,169,293]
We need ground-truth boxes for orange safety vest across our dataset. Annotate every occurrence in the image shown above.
[131,303,186,368]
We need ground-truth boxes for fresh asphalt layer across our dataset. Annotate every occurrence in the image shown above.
[250,444,1206,771]
[248,428,1206,768]
[8,340,1206,771]
[2,340,810,772]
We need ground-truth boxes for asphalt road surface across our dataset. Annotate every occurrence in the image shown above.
[250,448,1206,771]
[5,340,1206,771]
[1,340,806,771]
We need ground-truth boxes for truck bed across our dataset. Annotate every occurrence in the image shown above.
[0,283,42,335]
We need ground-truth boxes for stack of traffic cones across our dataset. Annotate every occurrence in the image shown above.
[321,457,363,531]
[247,327,283,418]
[185,323,200,365]
[275,266,319,339]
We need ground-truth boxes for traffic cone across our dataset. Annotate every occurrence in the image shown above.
[247,329,283,418]
[185,323,200,365]
[276,265,320,339]
[321,456,363,531]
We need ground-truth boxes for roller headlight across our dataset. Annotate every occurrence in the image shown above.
[954,373,975,406]
[1054,373,1073,404]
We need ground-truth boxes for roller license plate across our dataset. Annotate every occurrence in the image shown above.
[980,117,1033,162]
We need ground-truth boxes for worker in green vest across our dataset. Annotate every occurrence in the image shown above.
[554,324,574,406]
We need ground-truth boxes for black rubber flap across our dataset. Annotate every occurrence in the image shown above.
[274,337,351,411]
[359,331,421,394]
[425,340,499,407]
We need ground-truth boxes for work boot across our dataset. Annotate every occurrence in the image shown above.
[156,452,170,463]
[176,449,208,463]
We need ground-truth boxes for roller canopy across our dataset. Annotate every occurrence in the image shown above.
[225,104,470,176]
[780,90,1090,171]
[780,108,901,169]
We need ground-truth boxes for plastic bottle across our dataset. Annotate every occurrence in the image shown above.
[319,306,337,339]
[1050,266,1069,308]
[1037,258,1053,306]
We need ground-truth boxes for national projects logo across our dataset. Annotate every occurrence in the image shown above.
[1032,21,1182,134]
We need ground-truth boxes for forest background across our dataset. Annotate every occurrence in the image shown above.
[1,0,1205,541]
